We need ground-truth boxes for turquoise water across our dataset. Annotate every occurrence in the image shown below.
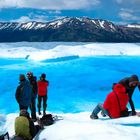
[0,56,140,114]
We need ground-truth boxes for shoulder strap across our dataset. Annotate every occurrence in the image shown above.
[114,92,121,112]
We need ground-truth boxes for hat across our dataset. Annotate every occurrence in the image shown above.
[19,109,29,118]
[27,72,33,77]
[41,73,46,78]
[129,74,139,82]
[19,74,25,81]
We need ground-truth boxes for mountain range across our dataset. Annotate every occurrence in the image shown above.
[0,17,140,42]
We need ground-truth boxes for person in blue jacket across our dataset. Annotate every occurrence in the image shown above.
[15,74,32,110]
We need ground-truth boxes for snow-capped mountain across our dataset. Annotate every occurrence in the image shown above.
[126,23,140,29]
[0,17,139,42]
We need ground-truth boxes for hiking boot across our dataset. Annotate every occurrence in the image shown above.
[90,115,98,119]
[43,111,46,116]
[101,111,106,117]
[132,111,136,116]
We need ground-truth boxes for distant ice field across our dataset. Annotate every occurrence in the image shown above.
[0,42,140,114]
[0,42,140,61]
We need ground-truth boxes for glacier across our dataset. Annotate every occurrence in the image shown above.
[0,42,140,140]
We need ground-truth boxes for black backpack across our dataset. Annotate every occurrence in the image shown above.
[40,114,54,126]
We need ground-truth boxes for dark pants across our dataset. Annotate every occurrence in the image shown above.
[38,95,47,113]
[34,125,41,136]
[19,104,28,110]
[30,98,36,119]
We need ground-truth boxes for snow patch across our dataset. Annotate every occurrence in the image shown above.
[99,20,105,29]
[35,23,46,29]
[109,24,116,31]
[0,43,140,61]
[127,24,140,29]
[1,112,140,140]
[21,22,33,30]
[48,18,70,28]
[91,20,96,24]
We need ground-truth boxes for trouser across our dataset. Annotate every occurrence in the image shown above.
[30,98,36,119]
[38,95,47,113]
[32,125,41,139]
[91,103,109,117]
[19,104,28,110]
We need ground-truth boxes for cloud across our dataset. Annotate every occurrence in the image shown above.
[11,16,32,23]
[11,15,49,23]
[48,10,61,15]
[116,0,140,4]
[119,10,140,21]
[116,0,140,12]
[116,0,140,22]
[0,0,100,10]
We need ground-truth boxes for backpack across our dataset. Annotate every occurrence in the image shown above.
[0,132,9,140]
[40,114,54,126]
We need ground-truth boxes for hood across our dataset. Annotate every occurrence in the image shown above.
[20,79,29,86]
[113,83,126,94]
[129,74,139,82]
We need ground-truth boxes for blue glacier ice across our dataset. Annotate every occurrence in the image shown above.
[0,42,140,114]
[0,56,140,114]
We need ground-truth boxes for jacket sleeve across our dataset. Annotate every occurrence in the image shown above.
[15,85,22,103]
[103,94,110,110]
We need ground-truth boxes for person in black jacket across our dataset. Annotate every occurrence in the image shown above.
[15,74,32,110]
[27,72,38,122]
[119,74,140,115]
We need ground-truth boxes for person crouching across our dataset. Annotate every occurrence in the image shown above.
[90,83,129,119]
[13,109,42,140]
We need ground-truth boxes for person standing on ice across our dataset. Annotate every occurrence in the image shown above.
[15,74,32,110]
[90,83,129,119]
[37,73,49,115]
[27,72,38,122]
[119,74,140,115]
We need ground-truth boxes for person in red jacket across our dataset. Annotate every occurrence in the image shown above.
[90,83,129,119]
[37,73,49,115]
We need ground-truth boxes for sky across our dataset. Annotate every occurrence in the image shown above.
[0,0,139,24]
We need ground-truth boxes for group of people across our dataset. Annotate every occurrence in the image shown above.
[1,73,140,139]
[90,74,140,119]
[15,72,49,121]
[13,72,49,140]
